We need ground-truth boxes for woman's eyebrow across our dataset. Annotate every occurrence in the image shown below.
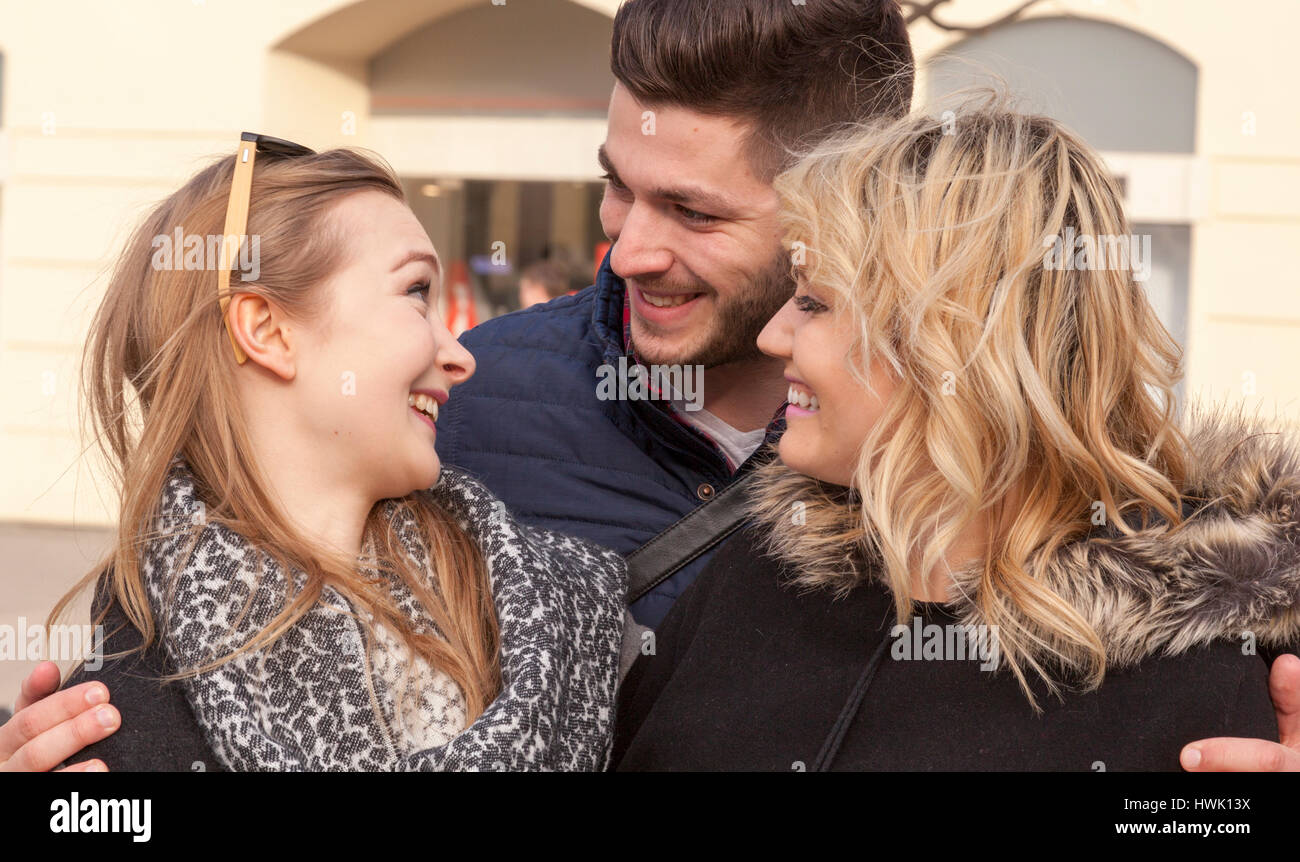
[391,250,440,279]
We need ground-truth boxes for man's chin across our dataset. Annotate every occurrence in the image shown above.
[629,320,709,368]
[629,303,767,368]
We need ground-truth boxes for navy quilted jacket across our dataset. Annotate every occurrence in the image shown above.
[435,251,780,628]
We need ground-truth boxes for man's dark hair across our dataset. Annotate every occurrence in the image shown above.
[610,0,915,183]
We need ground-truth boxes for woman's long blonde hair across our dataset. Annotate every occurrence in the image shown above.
[755,95,1188,706]
[50,146,501,721]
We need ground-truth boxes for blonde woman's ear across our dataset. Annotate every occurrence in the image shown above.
[227,291,296,381]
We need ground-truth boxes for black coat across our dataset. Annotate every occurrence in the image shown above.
[64,590,222,772]
[612,412,1300,771]
[611,525,1285,771]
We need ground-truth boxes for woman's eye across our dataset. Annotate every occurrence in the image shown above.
[407,282,431,302]
[793,293,829,314]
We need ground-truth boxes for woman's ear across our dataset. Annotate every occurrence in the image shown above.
[226,291,296,381]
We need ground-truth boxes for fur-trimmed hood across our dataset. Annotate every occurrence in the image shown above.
[748,410,1300,669]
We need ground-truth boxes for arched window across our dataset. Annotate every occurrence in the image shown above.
[366,0,615,321]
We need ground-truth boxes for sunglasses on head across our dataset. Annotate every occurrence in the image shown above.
[217,132,316,364]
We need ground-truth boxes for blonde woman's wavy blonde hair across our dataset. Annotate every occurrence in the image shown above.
[50,146,500,722]
[751,94,1188,707]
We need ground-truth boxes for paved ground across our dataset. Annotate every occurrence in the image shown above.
[0,520,113,715]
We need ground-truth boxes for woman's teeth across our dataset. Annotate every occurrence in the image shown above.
[641,290,696,308]
[408,393,438,422]
[787,385,820,412]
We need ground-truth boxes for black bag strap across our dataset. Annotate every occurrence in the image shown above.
[625,471,760,606]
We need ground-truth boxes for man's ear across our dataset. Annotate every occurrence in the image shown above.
[226,291,296,381]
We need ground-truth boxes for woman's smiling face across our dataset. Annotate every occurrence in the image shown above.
[756,277,896,487]
[291,190,475,501]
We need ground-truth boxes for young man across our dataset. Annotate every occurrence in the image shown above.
[5,0,1296,772]
[437,0,913,630]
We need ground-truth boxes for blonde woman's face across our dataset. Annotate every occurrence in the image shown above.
[756,282,895,487]
[293,191,475,500]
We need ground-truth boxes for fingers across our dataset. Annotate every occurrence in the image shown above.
[1181,737,1300,772]
[0,701,120,772]
[55,759,109,773]
[0,681,118,769]
[1267,653,1300,747]
[14,661,61,713]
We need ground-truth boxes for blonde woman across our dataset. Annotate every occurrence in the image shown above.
[39,135,625,771]
[612,103,1300,771]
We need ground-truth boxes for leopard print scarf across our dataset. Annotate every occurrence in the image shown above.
[143,456,626,771]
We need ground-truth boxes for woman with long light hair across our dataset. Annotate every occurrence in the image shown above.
[47,134,625,770]
[613,99,1300,770]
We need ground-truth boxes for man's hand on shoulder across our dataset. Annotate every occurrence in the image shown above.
[1182,653,1300,771]
[0,660,118,772]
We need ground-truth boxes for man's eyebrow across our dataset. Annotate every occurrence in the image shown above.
[651,184,740,216]
[597,143,740,216]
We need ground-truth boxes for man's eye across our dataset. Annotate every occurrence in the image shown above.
[793,293,828,314]
[600,172,629,194]
[675,205,716,225]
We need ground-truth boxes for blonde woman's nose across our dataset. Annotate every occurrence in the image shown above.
[757,297,798,360]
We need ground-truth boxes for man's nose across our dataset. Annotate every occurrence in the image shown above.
[609,203,673,278]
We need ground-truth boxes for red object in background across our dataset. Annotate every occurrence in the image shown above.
[444,259,478,336]
[593,241,611,284]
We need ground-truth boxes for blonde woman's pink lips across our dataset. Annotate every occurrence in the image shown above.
[784,375,820,417]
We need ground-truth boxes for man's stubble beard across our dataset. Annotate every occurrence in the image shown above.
[630,252,795,370]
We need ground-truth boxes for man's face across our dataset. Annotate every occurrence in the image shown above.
[598,82,794,369]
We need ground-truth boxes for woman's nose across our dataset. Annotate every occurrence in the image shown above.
[440,337,476,385]
[757,298,797,360]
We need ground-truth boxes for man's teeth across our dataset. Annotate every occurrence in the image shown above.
[787,385,820,412]
[408,393,439,422]
[641,290,696,308]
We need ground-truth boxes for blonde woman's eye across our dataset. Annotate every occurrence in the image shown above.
[793,293,828,314]
[407,282,431,302]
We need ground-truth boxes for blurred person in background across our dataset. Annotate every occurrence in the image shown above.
[518,259,576,309]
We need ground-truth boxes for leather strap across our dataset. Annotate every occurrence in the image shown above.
[625,471,759,606]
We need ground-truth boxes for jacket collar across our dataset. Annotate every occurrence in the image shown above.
[591,247,630,366]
